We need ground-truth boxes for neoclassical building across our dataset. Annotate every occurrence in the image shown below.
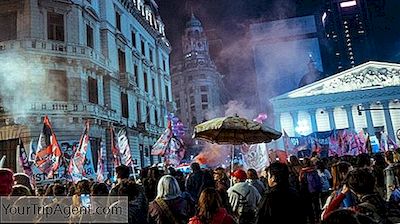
[171,14,226,133]
[0,0,173,175]
[271,61,400,145]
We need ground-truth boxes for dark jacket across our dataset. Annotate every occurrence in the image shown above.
[256,186,307,224]
[149,196,193,224]
[185,170,214,201]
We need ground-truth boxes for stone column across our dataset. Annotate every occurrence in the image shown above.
[326,107,336,130]
[382,100,396,141]
[344,104,355,131]
[308,108,318,133]
[274,112,283,149]
[290,111,299,137]
[363,103,375,135]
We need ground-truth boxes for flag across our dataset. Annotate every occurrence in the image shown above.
[35,116,62,178]
[380,131,389,152]
[110,126,121,167]
[152,120,173,156]
[242,143,270,175]
[96,140,105,183]
[70,121,90,183]
[312,138,321,154]
[283,130,292,153]
[388,136,399,151]
[0,155,5,168]
[118,128,133,167]
[17,139,33,176]
[164,136,185,167]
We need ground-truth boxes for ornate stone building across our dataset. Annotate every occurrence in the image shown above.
[171,14,226,133]
[271,61,400,146]
[0,0,173,175]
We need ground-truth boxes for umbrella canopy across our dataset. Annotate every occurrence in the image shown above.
[193,115,282,145]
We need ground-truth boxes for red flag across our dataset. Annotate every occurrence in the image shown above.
[110,126,121,167]
[35,116,62,178]
[70,121,90,183]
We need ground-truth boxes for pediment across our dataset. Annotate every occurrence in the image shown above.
[281,61,400,99]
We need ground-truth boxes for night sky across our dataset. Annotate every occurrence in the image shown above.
[155,0,400,112]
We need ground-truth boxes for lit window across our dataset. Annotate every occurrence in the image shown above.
[349,52,353,55]
[340,1,357,8]
[346,34,350,37]
[343,21,348,25]
[335,52,340,56]
[347,43,352,46]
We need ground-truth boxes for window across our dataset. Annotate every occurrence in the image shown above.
[141,40,145,56]
[134,64,139,86]
[146,106,151,123]
[121,92,129,118]
[152,78,156,97]
[47,70,68,101]
[131,31,136,48]
[144,72,148,92]
[202,104,208,110]
[176,99,180,108]
[0,12,17,41]
[137,101,141,122]
[88,77,98,104]
[165,85,169,101]
[115,11,121,31]
[86,25,93,48]
[118,49,126,73]
[162,59,166,71]
[201,94,208,103]
[190,96,195,105]
[200,86,207,92]
[149,49,153,63]
[154,110,158,125]
[47,12,64,41]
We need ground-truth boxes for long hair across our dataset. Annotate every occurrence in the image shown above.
[197,188,222,224]
[331,162,352,190]
[156,175,181,200]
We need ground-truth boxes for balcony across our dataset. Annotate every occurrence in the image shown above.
[27,101,118,121]
[119,72,136,89]
[0,39,111,70]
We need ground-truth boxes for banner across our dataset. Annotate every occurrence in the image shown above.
[110,126,121,167]
[241,143,270,175]
[35,116,62,178]
[164,136,185,167]
[117,128,132,167]
[96,140,105,183]
[70,122,92,183]
[152,121,172,156]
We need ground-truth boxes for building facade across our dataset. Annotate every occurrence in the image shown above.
[0,0,173,175]
[271,61,400,147]
[171,14,226,133]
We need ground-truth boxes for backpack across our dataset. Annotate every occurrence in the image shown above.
[302,170,322,193]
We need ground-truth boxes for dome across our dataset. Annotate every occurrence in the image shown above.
[186,13,202,28]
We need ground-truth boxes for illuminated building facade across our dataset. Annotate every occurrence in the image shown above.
[0,0,172,174]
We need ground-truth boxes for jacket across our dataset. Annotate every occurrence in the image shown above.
[188,208,235,224]
[149,196,193,224]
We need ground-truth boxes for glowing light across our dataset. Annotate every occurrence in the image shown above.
[295,120,311,136]
[322,12,327,24]
[340,1,357,8]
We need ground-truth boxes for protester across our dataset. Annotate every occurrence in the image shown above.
[227,169,261,224]
[91,182,109,196]
[321,209,375,224]
[149,175,193,224]
[247,168,266,195]
[384,151,400,202]
[110,164,130,195]
[213,167,231,212]
[185,162,214,201]
[13,173,34,195]
[188,188,235,224]
[10,184,32,196]
[288,155,302,191]
[256,162,306,224]
[373,153,387,198]
[116,180,149,224]
[316,160,332,205]
[0,168,14,196]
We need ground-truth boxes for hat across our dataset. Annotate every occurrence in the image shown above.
[0,168,14,196]
[231,169,247,180]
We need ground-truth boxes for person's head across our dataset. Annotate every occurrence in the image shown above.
[148,167,160,179]
[266,162,289,188]
[231,169,247,183]
[116,165,130,181]
[53,183,66,196]
[213,167,226,181]
[289,155,300,166]
[356,153,371,168]
[385,151,394,164]
[311,151,318,158]
[347,168,375,196]
[331,161,353,190]
[301,157,312,167]
[13,173,32,191]
[316,160,327,171]
[117,180,139,201]
[322,209,374,224]
[0,168,14,196]
[247,169,259,180]
[11,184,32,196]
[190,162,201,173]
[197,188,222,223]
[44,184,55,196]
[156,175,181,200]
[76,179,91,195]
[91,183,109,196]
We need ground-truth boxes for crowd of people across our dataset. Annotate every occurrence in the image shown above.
[1,150,400,224]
